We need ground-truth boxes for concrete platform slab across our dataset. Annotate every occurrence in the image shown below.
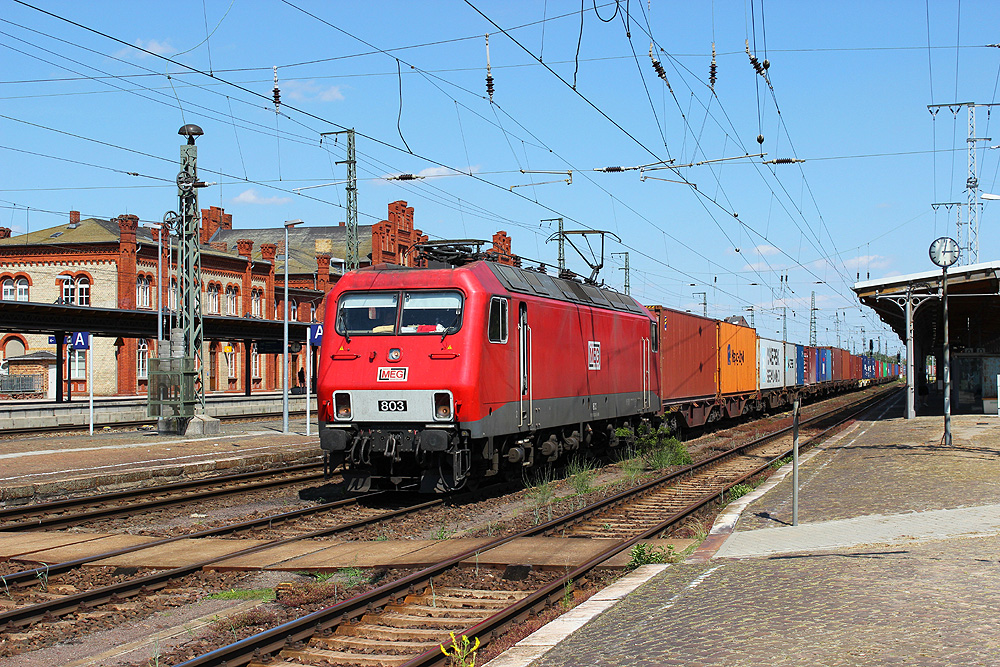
[0,531,114,559]
[469,537,622,569]
[210,540,345,570]
[11,534,158,564]
[265,540,439,571]
[95,537,273,568]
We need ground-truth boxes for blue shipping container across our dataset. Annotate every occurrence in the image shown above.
[796,345,805,385]
[817,348,832,382]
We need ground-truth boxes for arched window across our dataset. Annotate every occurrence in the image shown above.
[76,277,90,306]
[1,279,14,301]
[251,343,261,378]
[3,337,25,359]
[136,276,151,308]
[251,289,262,318]
[225,286,239,315]
[207,284,220,314]
[289,299,298,322]
[226,346,237,379]
[137,339,149,380]
[16,278,28,302]
[310,302,317,322]
[61,276,90,305]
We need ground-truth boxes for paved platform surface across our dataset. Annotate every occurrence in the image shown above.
[487,397,1000,667]
[0,417,319,504]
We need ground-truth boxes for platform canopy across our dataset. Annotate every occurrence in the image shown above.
[853,261,1000,348]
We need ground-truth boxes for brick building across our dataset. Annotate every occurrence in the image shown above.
[0,199,506,397]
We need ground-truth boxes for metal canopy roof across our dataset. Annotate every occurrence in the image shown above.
[853,261,1000,343]
[0,302,310,341]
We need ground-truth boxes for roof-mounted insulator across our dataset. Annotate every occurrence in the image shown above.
[709,42,718,91]
[485,34,495,103]
[272,66,281,113]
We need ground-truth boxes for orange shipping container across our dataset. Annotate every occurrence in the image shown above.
[717,320,757,395]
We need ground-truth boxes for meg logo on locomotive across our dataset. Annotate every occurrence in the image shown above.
[588,341,602,370]
[377,367,408,381]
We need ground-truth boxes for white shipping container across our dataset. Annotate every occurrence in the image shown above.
[785,342,801,386]
[758,337,785,390]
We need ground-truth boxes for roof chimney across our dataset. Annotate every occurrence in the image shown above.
[68,211,81,229]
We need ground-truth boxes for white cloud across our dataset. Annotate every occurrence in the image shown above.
[115,38,176,59]
[753,244,781,256]
[283,80,345,102]
[231,189,292,206]
[843,254,891,271]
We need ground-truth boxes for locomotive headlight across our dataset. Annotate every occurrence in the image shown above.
[387,348,402,362]
[433,392,452,421]
[334,392,352,421]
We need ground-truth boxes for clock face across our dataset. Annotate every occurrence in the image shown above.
[929,237,960,267]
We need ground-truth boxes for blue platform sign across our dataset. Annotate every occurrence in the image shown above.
[48,332,90,349]
[69,332,90,350]
[309,324,323,346]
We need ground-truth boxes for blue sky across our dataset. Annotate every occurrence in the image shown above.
[4,0,1000,355]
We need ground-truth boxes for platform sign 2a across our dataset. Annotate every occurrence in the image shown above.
[309,324,323,346]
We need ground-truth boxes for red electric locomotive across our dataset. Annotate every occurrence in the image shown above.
[316,260,661,492]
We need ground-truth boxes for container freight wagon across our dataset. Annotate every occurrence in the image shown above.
[784,342,804,387]
[816,348,832,383]
[758,337,785,390]
[649,306,717,403]
[804,347,817,384]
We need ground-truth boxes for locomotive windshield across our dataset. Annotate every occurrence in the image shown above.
[399,291,463,334]
[335,290,463,336]
[336,292,399,335]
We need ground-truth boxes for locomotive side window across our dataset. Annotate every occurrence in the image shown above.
[336,292,399,335]
[399,291,464,334]
[488,297,508,343]
[650,320,659,352]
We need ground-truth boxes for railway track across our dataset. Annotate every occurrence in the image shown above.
[0,493,445,634]
[0,462,327,530]
[169,385,901,667]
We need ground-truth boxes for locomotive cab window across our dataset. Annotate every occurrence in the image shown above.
[488,296,508,343]
[650,320,658,352]
[399,291,464,334]
[336,292,399,335]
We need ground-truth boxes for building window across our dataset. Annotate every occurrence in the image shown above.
[69,349,86,380]
[251,289,262,317]
[225,286,239,316]
[226,348,237,379]
[76,277,90,306]
[310,302,317,322]
[136,276,151,308]
[16,278,28,302]
[1,279,14,301]
[207,284,220,314]
[289,299,298,322]
[137,339,148,380]
[61,276,90,305]
[251,343,260,378]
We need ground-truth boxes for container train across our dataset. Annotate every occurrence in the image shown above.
[316,260,897,492]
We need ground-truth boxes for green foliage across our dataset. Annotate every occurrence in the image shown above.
[620,456,644,482]
[36,563,49,592]
[433,524,454,540]
[440,631,481,667]
[726,483,754,502]
[525,469,556,524]
[208,588,276,601]
[770,455,792,469]
[567,455,596,495]
[561,578,575,610]
[626,542,678,570]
